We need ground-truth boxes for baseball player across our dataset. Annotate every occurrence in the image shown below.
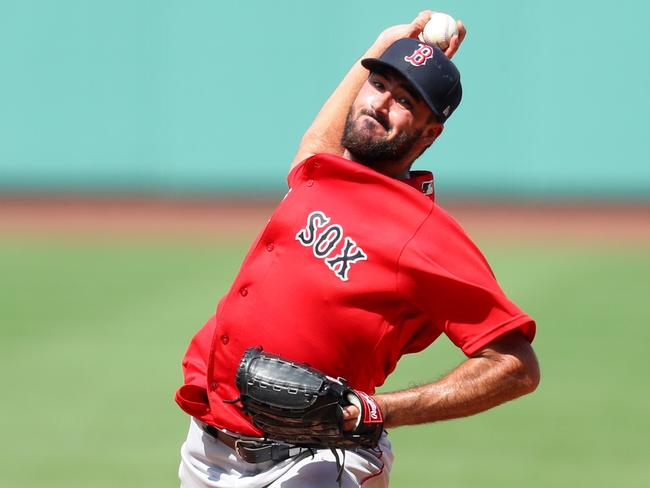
[176,11,540,488]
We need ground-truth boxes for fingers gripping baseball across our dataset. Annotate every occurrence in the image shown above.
[445,21,467,59]
[412,10,435,33]
[375,11,465,61]
[415,12,466,59]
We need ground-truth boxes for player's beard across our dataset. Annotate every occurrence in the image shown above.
[341,107,422,166]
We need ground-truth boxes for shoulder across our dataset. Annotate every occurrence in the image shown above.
[402,203,497,281]
[418,203,484,253]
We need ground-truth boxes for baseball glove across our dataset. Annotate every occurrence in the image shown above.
[233,347,384,449]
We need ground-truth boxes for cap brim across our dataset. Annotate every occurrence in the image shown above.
[360,57,442,121]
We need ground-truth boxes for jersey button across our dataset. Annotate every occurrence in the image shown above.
[210,382,217,391]
[240,287,248,297]
[306,179,314,187]
[221,334,229,345]
[266,243,274,252]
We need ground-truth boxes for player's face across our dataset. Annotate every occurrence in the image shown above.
[341,70,441,169]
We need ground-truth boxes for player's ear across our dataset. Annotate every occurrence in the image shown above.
[420,122,444,145]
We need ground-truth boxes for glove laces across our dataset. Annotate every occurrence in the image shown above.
[330,447,346,487]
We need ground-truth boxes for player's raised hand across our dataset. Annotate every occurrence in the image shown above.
[444,20,466,59]
[376,10,434,48]
[377,12,466,60]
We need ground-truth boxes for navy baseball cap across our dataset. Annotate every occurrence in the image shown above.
[361,38,462,123]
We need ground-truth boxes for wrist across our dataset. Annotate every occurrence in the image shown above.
[372,394,391,427]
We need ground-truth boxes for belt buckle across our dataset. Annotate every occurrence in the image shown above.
[234,438,301,464]
[234,438,263,460]
[234,439,247,459]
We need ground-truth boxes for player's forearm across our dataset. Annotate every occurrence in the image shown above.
[292,12,435,167]
[294,39,392,159]
[375,335,540,428]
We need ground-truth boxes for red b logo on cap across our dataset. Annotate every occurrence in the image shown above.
[404,43,434,66]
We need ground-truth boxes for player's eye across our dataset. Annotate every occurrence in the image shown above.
[372,81,385,91]
[397,96,413,110]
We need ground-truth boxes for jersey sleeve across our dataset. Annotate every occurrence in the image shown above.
[397,206,536,356]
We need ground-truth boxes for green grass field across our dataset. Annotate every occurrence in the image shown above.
[1,236,649,487]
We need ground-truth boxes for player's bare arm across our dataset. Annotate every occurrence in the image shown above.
[343,330,539,430]
[290,12,466,170]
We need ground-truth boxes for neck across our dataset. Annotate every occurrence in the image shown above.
[342,149,411,179]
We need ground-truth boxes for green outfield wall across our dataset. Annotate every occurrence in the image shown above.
[1,0,648,199]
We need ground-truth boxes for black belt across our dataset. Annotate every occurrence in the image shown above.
[201,423,308,464]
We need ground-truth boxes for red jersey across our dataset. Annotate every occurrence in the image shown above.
[175,153,536,436]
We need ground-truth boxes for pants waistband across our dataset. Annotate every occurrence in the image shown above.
[198,421,308,464]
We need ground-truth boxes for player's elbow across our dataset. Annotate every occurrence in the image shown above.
[479,330,541,396]
[510,348,540,395]
[519,354,540,394]
[491,343,540,397]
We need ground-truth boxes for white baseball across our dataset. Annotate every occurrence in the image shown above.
[422,12,458,51]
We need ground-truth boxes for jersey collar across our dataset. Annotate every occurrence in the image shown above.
[401,171,435,202]
[299,154,436,202]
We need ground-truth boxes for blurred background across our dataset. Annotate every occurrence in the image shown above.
[1,1,648,487]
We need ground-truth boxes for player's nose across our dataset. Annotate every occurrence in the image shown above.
[371,91,392,114]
